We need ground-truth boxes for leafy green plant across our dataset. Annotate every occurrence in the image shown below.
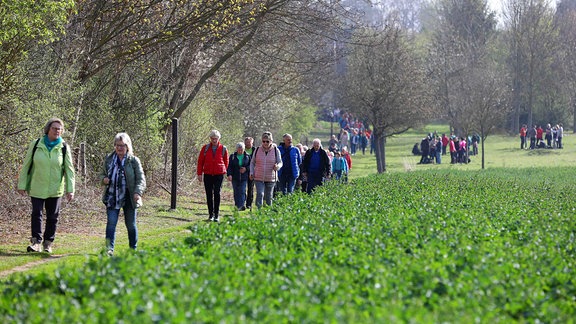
[1,168,575,322]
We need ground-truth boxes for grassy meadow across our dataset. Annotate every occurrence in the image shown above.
[1,122,575,322]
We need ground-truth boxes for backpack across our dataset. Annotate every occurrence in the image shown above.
[203,143,227,158]
[28,138,68,176]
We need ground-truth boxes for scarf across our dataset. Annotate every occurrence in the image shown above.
[105,154,127,209]
[44,135,62,152]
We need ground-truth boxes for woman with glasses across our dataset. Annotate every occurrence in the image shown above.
[250,132,282,209]
[100,132,146,256]
[17,117,75,253]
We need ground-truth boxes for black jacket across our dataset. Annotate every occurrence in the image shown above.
[227,152,251,182]
[302,148,331,178]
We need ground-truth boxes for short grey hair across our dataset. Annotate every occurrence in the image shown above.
[114,132,134,154]
[209,129,221,139]
[43,118,65,135]
[236,142,245,150]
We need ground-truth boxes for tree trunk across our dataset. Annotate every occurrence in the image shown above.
[373,129,386,173]
[481,127,485,170]
[573,96,576,133]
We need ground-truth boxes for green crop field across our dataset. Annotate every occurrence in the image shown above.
[1,123,575,322]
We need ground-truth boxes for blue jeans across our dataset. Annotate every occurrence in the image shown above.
[278,173,296,194]
[232,179,247,208]
[255,181,275,208]
[106,205,137,251]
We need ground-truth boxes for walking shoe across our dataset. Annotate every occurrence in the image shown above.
[27,238,42,253]
[208,216,214,222]
[43,241,53,254]
[239,206,246,211]
[107,249,114,256]
[212,216,219,223]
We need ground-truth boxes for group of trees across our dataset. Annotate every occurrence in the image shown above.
[338,0,575,170]
[1,0,575,187]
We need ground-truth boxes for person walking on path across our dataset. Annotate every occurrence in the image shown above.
[17,117,75,253]
[250,132,282,208]
[197,130,228,222]
[243,137,255,210]
[100,132,146,256]
[278,133,302,194]
[302,138,331,194]
[227,142,251,210]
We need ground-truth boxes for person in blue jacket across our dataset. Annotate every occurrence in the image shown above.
[278,133,302,194]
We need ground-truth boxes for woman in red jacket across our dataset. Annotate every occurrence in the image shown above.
[197,130,228,222]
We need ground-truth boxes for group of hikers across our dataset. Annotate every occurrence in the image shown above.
[18,118,146,256]
[335,112,375,155]
[519,123,564,150]
[413,132,480,165]
[16,118,356,255]
[196,130,354,223]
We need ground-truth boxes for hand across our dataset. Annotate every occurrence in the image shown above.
[227,175,232,181]
[273,164,279,171]
[103,177,110,185]
[66,192,74,202]
[249,175,254,181]
[17,189,27,196]
[133,193,141,202]
[197,175,203,182]
[240,167,246,174]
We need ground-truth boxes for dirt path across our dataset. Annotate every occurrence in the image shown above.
[0,254,68,279]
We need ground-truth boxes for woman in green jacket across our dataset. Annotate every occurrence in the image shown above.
[100,133,146,256]
[17,118,75,253]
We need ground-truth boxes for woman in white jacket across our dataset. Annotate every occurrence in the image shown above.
[250,132,282,209]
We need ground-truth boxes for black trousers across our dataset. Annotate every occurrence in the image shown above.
[246,178,254,208]
[31,197,61,242]
[203,174,224,218]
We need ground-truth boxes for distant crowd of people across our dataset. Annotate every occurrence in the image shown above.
[413,132,480,165]
[336,112,375,155]
[519,124,563,150]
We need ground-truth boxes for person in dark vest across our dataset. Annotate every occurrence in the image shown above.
[244,137,255,210]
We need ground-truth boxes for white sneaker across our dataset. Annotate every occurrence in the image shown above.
[43,241,53,253]
[27,238,42,252]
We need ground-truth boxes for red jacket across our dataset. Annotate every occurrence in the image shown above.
[343,152,352,170]
[197,143,228,176]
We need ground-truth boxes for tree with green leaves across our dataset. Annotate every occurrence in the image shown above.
[0,0,74,98]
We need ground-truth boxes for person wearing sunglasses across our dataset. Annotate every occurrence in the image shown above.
[250,132,282,208]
